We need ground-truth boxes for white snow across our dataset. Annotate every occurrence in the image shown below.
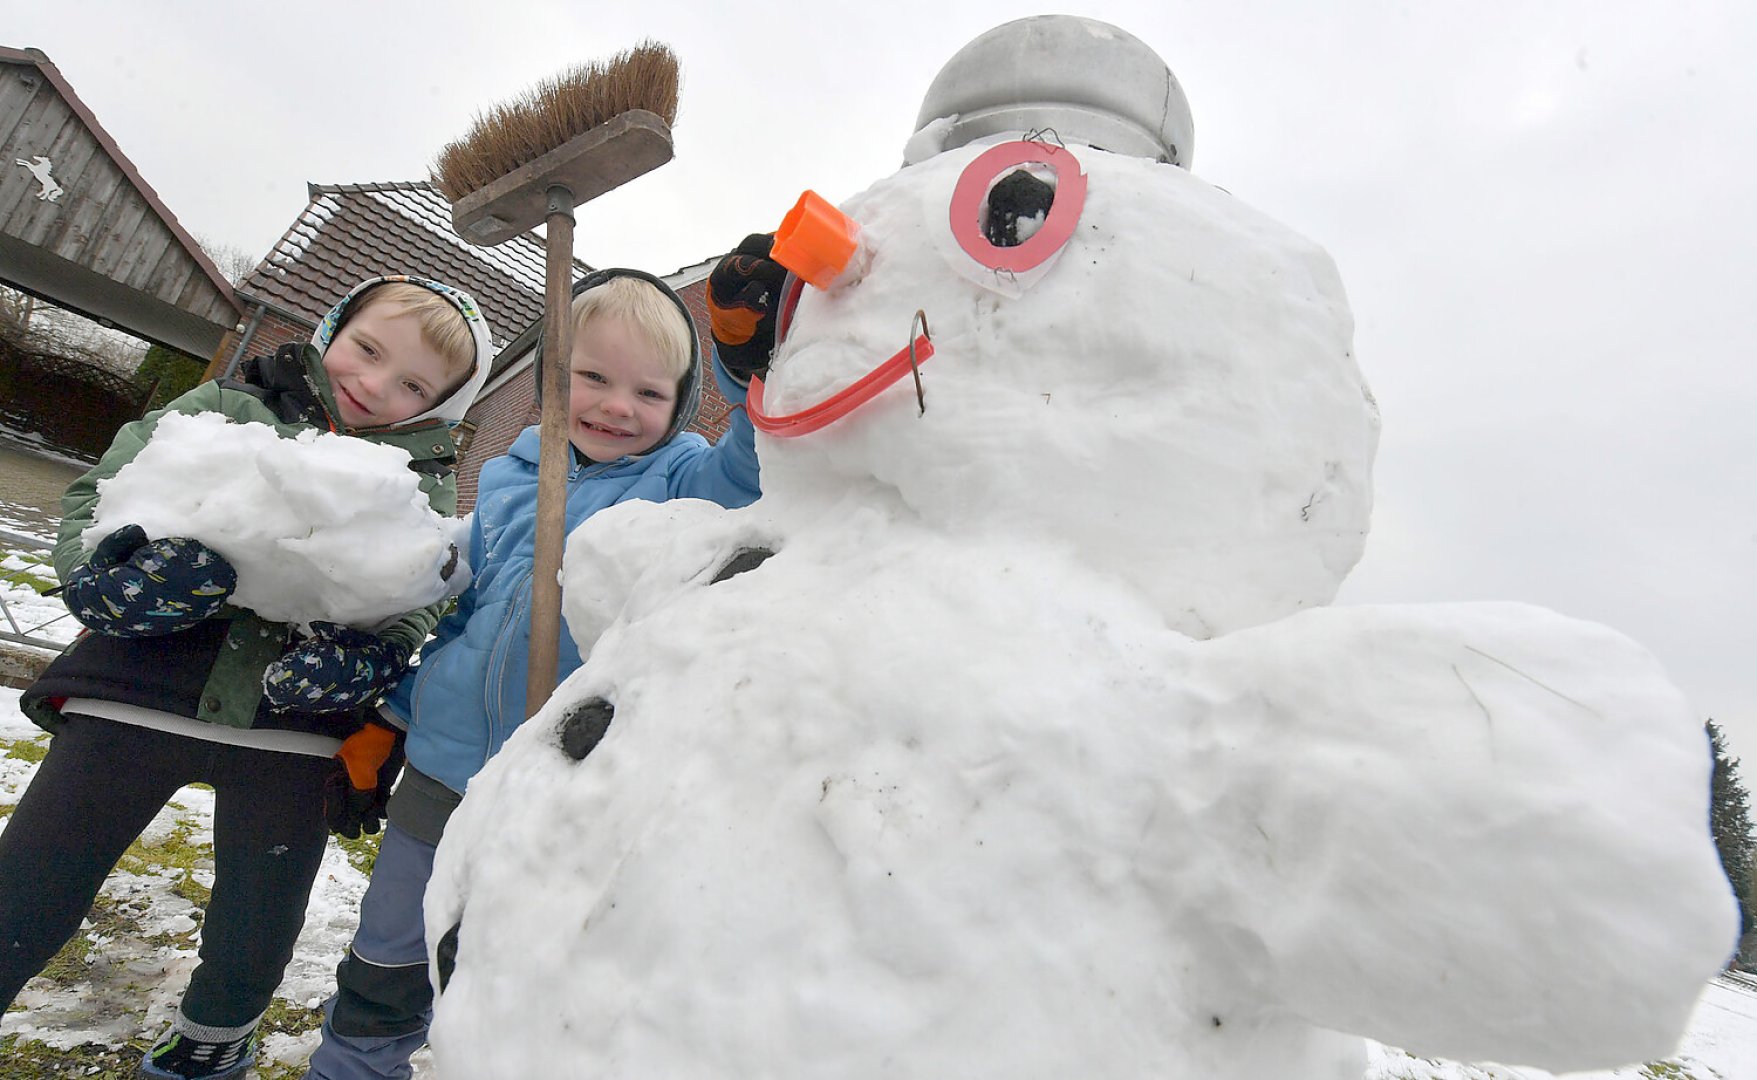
[0,576,78,649]
[1,681,1752,1075]
[422,135,1738,1079]
[85,411,468,630]
[902,114,958,165]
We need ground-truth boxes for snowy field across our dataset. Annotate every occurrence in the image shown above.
[0,680,1750,1077]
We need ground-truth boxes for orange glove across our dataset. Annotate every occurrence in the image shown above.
[707,233,785,384]
[326,721,404,838]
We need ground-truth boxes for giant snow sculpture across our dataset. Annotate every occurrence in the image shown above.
[426,17,1736,1079]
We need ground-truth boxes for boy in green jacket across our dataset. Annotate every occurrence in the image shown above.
[0,277,493,1080]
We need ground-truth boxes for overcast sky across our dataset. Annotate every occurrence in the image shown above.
[8,1,1753,759]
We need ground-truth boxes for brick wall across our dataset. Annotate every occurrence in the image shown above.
[455,278,740,513]
[678,280,738,443]
[454,368,540,511]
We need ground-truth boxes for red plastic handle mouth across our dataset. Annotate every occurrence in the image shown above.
[747,336,935,437]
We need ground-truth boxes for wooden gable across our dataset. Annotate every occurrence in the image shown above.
[0,46,241,358]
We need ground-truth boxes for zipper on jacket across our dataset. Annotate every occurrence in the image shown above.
[482,566,533,767]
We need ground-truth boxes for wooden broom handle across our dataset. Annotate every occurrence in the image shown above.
[525,186,576,718]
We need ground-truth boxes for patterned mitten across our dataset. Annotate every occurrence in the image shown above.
[262,621,409,713]
[62,525,237,638]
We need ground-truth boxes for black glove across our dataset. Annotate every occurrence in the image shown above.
[324,719,405,839]
[61,525,238,638]
[263,621,410,714]
[706,233,786,385]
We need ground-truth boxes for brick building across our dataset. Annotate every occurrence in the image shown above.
[212,180,732,510]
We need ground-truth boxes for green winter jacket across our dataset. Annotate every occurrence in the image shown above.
[26,343,459,734]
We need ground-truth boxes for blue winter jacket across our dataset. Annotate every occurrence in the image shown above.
[386,354,759,795]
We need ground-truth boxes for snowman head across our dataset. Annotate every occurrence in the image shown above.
[755,22,1379,639]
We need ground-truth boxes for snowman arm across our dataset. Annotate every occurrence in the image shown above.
[560,497,763,654]
[1203,602,1735,1069]
[53,381,230,581]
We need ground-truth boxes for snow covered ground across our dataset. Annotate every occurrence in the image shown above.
[0,680,1751,1077]
[0,683,433,1078]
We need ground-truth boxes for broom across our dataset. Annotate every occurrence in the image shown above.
[433,42,680,718]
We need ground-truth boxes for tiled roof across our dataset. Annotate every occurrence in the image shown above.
[238,180,585,349]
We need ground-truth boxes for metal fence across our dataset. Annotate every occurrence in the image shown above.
[1,525,70,653]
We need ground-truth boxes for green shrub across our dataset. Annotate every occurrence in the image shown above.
[135,344,205,411]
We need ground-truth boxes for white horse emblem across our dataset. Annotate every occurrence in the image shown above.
[15,155,64,202]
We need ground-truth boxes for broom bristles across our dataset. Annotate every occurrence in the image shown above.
[432,41,680,202]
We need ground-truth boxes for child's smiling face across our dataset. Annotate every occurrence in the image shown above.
[567,314,678,461]
[321,299,456,429]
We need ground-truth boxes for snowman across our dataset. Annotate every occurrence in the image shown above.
[425,17,1736,1078]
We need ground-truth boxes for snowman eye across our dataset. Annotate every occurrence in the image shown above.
[982,168,1057,247]
[947,141,1088,281]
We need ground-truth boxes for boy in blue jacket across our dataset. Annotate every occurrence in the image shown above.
[302,254,781,1080]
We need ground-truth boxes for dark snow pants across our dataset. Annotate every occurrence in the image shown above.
[0,712,331,1027]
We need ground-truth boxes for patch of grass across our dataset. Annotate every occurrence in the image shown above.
[334,830,383,875]
[0,1033,150,1078]
[260,995,324,1039]
[34,928,95,986]
[143,922,200,950]
[162,785,216,813]
[172,871,211,909]
[0,802,14,819]
[0,548,58,592]
[115,820,210,881]
[34,892,152,987]
[0,996,319,1078]
[1640,1062,1709,1079]
[2,735,49,763]
[112,819,214,916]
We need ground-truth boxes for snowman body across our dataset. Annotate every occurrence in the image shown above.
[425,140,1735,1078]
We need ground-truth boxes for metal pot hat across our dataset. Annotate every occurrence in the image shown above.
[906,15,1194,167]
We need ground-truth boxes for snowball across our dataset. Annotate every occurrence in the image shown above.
[86,411,466,629]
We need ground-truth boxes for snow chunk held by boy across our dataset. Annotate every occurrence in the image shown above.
[85,411,466,629]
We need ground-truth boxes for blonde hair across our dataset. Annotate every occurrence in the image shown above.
[571,276,692,382]
[351,282,477,386]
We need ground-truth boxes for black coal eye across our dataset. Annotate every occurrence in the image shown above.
[981,169,1057,248]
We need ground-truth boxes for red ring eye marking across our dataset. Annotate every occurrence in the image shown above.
[948,141,1087,273]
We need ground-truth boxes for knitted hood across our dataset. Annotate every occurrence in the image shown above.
[311,275,496,427]
[535,267,704,459]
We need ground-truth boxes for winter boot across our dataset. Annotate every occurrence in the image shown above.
[138,1013,259,1080]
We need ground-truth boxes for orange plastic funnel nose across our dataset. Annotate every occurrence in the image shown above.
[772,190,861,289]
